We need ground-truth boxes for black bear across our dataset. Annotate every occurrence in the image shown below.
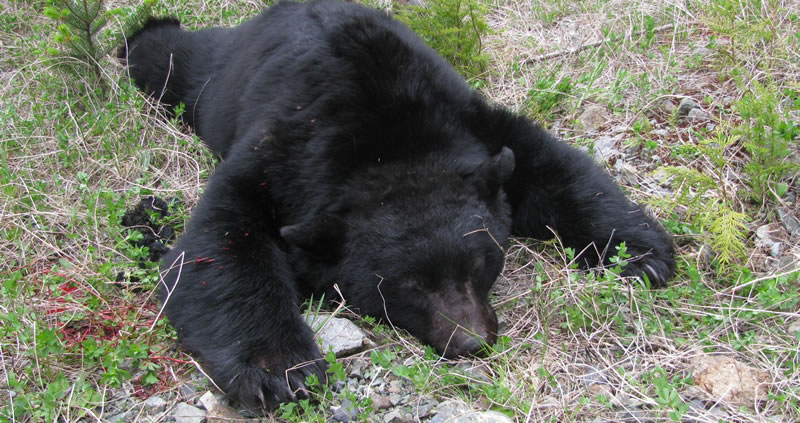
[121,0,674,409]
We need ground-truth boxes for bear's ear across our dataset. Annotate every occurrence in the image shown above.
[280,215,345,256]
[475,147,515,196]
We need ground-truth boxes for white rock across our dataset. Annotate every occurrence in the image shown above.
[174,402,205,423]
[306,315,368,356]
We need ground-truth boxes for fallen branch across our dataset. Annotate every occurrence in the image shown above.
[523,23,674,64]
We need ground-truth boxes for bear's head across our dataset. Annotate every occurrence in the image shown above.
[282,147,515,357]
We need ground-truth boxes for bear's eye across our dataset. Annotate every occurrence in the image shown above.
[399,277,426,291]
[471,251,503,291]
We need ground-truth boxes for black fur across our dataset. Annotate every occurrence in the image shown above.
[120,0,674,409]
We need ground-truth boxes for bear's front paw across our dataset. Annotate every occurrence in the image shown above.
[620,247,675,288]
[223,348,327,410]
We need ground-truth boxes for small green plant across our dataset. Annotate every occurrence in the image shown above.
[43,0,157,81]
[524,74,573,124]
[735,82,800,203]
[648,367,690,421]
[658,128,749,272]
[395,0,490,80]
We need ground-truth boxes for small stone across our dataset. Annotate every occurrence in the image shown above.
[578,105,607,132]
[587,384,613,397]
[692,46,714,58]
[651,128,670,137]
[305,315,368,356]
[371,394,393,410]
[414,401,436,418]
[199,391,218,410]
[576,364,610,386]
[614,161,639,186]
[388,379,404,393]
[348,359,365,379]
[770,242,782,257]
[383,410,405,423]
[201,390,245,423]
[174,402,205,423]
[143,395,167,413]
[593,135,622,162]
[691,355,771,406]
[687,107,711,121]
[179,384,197,399]
[678,97,698,117]
[788,320,800,338]
[105,411,131,423]
[755,225,776,249]
[430,400,513,423]
[659,100,676,115]
[389,392,405,406]
[332,399,356,423]
[618,408,656,422]
[698,244,715,267]
[778,256,797,271]
[778,207,800,238]
[688,399,707,411]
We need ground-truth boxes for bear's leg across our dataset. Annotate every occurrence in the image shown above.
[160,155,326,409]
[502,120,675,287]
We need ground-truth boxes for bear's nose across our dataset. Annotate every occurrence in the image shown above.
[426,281,499,358]
[442,324,498,358]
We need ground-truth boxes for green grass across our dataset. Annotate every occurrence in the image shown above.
[2,0,799,422]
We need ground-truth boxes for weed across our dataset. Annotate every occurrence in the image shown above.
[43,0,155,83]
[524,74,573,124]
[735,82,800,203]
[395,0,489,80]
[648,367,690,421]
[658,128,750,272]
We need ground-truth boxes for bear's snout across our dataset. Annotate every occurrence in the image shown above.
[428,283,498,358]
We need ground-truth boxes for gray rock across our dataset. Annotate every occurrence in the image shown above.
[755,224,774,246]
[698,244,715,266]
[144,395,167,413]
[618,408,657,423]
[789,319,800,337]
[777,256,797,271]
[687,107,711,121]
[692,46,714,58]
[678,97,698,117]
[614,161,639,186]
[332,399,356,423]
[371,394,393,410]
[778,207,800,238]
[105,411,131,423]
[414,401,436,418]
[430,400,513,423]
[593,135,623,162]
[660,100,676,115]
[305,315,368,356]
[688,399,706,411]
[770,242,783,257]
[179,383,198,400]
[651,128,670,137]
[578,105,607,132]
[389,392,406,406]
[199,391,245,423]
[348,358,366,379]
[576,364,610,386]
[174,402,205,423]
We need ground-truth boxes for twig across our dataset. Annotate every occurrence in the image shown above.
[523,24,674,64]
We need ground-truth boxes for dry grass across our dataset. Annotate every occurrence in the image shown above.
[2,0,799,422]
